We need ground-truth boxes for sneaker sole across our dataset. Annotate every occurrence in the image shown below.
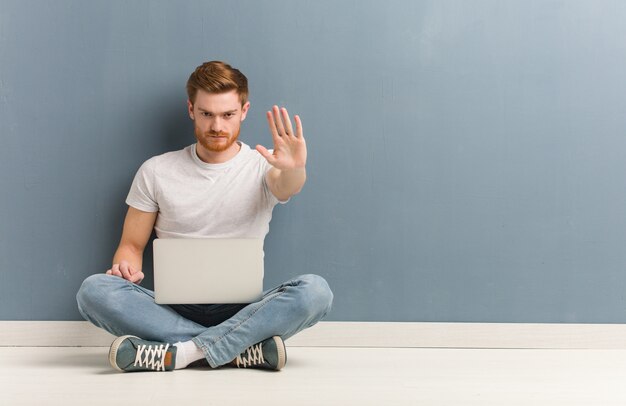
[109,335,138,372]
[273,336,287,370]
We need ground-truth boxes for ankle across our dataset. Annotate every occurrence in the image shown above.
[174,340,205,369]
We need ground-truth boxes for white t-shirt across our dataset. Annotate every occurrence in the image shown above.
[126,142,286,239]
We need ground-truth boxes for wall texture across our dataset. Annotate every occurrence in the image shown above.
[2,0,626,322]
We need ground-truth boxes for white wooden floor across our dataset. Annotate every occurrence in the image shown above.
[2,346,626,405]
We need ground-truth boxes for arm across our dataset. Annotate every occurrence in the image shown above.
[106,206,157,284]
[256,105,307,201]
[266,167,306,202]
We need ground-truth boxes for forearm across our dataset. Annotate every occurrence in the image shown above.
[112,244,144,272]
[274,167,307,199]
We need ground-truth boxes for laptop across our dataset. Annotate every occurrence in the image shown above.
[153,238,264,304]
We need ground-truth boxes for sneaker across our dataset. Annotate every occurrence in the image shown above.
[233,336,287,370]
[109,335,177,372]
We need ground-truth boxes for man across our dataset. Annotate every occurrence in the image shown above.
[76,61,333,372]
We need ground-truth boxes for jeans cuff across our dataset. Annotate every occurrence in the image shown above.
[191,337,219,368]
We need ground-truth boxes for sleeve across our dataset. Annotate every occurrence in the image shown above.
[125,159,159,212]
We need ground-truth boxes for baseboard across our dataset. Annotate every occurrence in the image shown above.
[2,321,626,348]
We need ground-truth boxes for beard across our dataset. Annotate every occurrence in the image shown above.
[194,125,241,153]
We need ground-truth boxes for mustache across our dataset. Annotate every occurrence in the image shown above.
[206,131,229,137]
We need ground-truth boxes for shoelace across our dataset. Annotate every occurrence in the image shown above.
[235,343,265,368]
[134,343,170,371]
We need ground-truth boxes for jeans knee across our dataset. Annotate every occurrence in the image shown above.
[297,274,334,320]
[76,274,119,318]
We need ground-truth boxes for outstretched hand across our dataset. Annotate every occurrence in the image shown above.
[256,105,307,171]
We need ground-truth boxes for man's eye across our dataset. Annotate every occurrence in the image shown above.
[224,113,234,118]
[202,112,211,117]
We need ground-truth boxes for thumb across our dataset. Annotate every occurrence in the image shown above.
[256,145,277,165]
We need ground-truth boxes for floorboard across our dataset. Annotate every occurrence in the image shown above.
[2,347,626,405]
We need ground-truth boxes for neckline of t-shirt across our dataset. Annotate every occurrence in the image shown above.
[190,142,250,170]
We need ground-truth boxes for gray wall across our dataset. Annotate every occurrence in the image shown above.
[2,0,626,322]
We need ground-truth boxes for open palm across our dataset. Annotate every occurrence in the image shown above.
[256,106,307,170]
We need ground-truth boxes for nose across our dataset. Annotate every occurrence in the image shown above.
[209,117,223,133]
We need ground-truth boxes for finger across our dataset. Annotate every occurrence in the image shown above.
[294,115,303,138]
[256,145,277,166]
[272,105,287,136]
[266,111,280,142]
[119,262,132,280]
[130,271,144,284]
[105,270,112,275]
[111,269,122,277]
[280,107,294,136]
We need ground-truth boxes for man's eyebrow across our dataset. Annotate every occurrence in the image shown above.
[197,108,239,114]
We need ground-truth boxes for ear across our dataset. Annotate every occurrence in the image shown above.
[240,101,251,121]
[187,99,195,120]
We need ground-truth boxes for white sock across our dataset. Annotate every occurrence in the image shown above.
[173,340,206,369]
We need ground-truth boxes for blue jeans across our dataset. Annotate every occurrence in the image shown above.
[76,273,333,368]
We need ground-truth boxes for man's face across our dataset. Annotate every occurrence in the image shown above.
[188,89,250,153]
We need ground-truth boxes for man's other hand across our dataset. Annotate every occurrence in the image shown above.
[106,260,144,284]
